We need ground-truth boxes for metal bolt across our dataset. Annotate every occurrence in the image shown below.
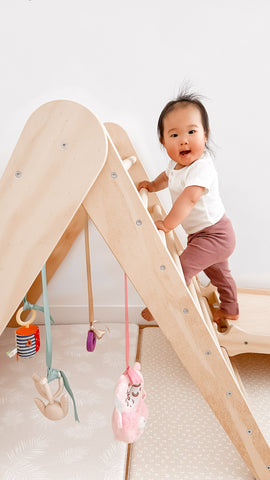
[226,391,232,397]
[111,172,118,179]
[247,429,253,435]
[136,220,142,226]
[160,265,166,271]
[60,142,68,149]
[183,308,189,314]
[15,171,22,178]
[266,466,270,471]
[205,350,211,356]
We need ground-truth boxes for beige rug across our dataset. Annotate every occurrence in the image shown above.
[0,323,139,480]
[128,327,270,480]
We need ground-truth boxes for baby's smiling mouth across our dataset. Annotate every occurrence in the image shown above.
[180,150,191,157]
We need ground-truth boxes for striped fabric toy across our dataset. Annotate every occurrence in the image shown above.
[15,308,40,359]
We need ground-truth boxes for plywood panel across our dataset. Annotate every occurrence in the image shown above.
[0,100,107,334]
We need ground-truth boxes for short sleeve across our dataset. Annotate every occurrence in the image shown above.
[185,156,216,192]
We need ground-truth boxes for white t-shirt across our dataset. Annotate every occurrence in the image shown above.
[166,152,225,235]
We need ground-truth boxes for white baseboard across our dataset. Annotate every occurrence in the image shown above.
[34,304,156,325]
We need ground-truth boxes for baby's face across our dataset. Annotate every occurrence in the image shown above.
[162,104,207,168]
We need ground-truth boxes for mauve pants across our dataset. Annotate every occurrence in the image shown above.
[180,215,239,316]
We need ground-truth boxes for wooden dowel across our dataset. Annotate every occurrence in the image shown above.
[151,204,185,279]
[152,204,166,245]
[199,296,221,347]
[122,155,136,170]
[166,230,184,275]
[139,187,149,208]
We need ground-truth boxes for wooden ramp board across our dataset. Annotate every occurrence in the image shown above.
[128,327,270,480]
[217,292,270,356]
[0,100,107,335]
[83,126,270,479]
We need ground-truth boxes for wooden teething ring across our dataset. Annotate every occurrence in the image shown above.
[16,307,37,327]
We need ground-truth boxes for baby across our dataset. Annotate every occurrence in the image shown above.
[138,92,239,324]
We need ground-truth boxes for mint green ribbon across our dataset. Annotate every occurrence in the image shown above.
[41,264,79,422]
[22,296,55,325]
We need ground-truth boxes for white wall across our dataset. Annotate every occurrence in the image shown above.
[1,0,269,323]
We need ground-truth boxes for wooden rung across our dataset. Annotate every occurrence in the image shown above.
[158,229,166,245]
[188,279,204,318]
[139,187,149,209]
[152,204,166,245]
[151,204,185,279]
[198,294,221,348]
[122,155,136,170]
[166,231,183,275]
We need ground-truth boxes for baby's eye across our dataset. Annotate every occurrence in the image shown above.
[170,133,178,138]
[188,130,196,134]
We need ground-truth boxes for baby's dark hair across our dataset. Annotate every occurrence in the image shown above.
[157,91,210,146]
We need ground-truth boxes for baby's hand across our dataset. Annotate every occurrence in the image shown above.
[155,220,170,233]
[137,180,154,192]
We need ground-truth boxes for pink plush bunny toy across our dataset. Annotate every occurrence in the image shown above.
[112,362,148,443]
[112,274,148,443]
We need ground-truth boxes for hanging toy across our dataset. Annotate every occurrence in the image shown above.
[87,321,106,352]
[84,214,106,352]
[87,327,96,352]
[112,361,148,443]
[32,264,79,422]
[112,273,148,443]
[15,307,40,359]
[32,373,68,421]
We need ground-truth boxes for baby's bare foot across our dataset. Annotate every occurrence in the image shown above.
[141,308,155,322]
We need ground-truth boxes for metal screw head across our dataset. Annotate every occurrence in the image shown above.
[183,308,189,314]
[266,466,270,471]
[205,350,211,356]
[111,172,118,179]
[60,142,68,149]
[226,391,232,397]
[160,265,166,271]
[247,429,253,435]
[244,341,248,345]
[15,171,22,178]
[136,220,142,226]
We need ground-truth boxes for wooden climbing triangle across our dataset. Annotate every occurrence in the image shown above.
[1,100,270,479]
